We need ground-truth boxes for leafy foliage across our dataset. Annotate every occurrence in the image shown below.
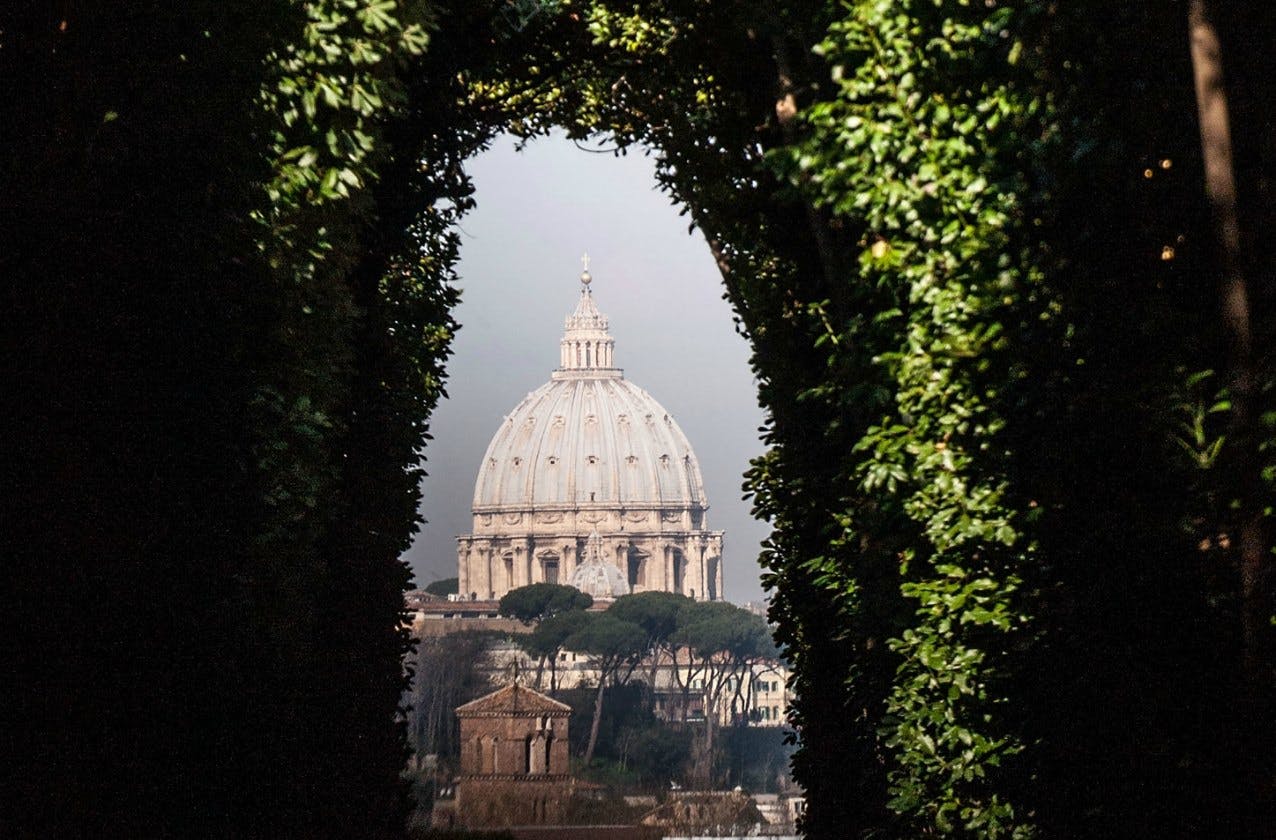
[425,577,460,597]
[568,612,648,670]
[608,591,690,645]
[520,608,593,690]
[565,611,647,763]
[767,4,1050,833]
[7,1,1274,837]
[3,0,467,835]
[456,1,1273,835]
[498,582,594,624]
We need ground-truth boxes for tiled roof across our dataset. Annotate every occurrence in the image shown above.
[455,683,572,716]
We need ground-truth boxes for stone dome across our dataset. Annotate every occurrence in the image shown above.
[472,287,707,514]
[473,377,707,512]
[570,532,631,599]
[456,261,724,604]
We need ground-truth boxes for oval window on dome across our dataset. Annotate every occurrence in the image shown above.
[512,457,522,468]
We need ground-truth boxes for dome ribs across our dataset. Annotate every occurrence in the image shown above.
[470,378,711,513]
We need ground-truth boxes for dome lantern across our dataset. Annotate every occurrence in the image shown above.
[560,255,615,372]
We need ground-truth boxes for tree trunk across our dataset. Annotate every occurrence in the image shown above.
[704,706,716,787]
[772,36,841,289]
[1188,0,1267,680]
[583,677,606,766]
[741,665,754,722]
[646,646,662,715]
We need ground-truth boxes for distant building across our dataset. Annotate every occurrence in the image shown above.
[639,789,766,836]
[475,640,793,729]
[452,683,573,828]
[457,263,724,602]
[652,653,793,729]
[404,589,527,637]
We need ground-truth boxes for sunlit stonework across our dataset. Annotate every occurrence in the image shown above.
[456,261,725,601]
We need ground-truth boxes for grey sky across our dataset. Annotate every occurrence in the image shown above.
[404,135,769,604]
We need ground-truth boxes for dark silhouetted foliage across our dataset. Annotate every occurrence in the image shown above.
[498,583,593,624]
[425,578,460,598]
[2,2,466,836]
[6,2,1273,838]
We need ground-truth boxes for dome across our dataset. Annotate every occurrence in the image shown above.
[570,532,631,599]
[457,261,724,604]
[472,283,707,514]
[473,377,707,511]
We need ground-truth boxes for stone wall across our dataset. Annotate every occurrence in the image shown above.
[455,778,572,828]
[458,521,723,602]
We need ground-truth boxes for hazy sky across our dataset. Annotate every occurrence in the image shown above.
[404,135,770,604]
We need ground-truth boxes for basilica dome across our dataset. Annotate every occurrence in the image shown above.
[474,275,707,514]
[457,263,724,603]
[472,365,706,513]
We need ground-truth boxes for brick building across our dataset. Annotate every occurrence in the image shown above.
[453,683,573,828]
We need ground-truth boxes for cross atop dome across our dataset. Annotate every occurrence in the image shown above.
[580,252,592,287]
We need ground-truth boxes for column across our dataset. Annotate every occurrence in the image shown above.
[562,540,578,584]
[691,541,705,601]
[711,535,724,599]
